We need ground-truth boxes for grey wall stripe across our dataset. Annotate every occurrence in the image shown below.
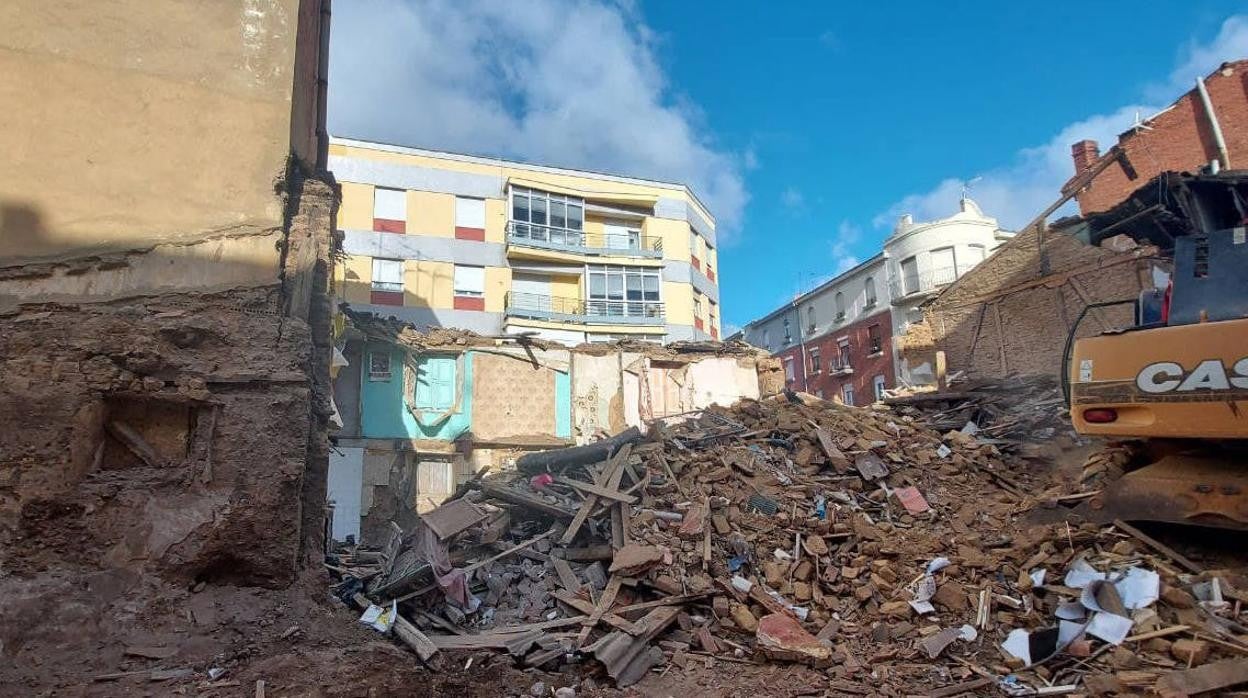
[330,155,504,199]
[662,261,719,303]
[342,229,507,267]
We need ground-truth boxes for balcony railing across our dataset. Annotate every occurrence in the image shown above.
[828,358,853,375]
[506,291,665,325]
[506,221,663,258]
[890,265,959,301]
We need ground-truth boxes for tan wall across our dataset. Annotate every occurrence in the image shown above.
[925,226,1155,379]
[0,0,319,264]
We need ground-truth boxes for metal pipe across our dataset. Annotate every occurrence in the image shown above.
[1196,75,1231,170]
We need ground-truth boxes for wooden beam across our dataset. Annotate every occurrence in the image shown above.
[1114,519,1203,574]
[556,476,638,504]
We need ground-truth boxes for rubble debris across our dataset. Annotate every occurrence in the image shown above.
[323,391,1248,694]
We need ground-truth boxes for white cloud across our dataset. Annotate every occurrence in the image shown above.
[874,14,1248,232]
[780,187,805,210]
[830,220,860,274]
[328,0,748,234]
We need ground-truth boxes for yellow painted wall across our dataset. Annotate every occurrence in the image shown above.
[647,218,691,262]
[550,274,581,300]
[338,182,374,230]
[332,143,715,233]
[404,260,454,309]
[485,198,507,243]
[411,191,454,237]
[583,217,605,239]
[340,255,373,304]
[664,281,694,325]
[484,266,511,313]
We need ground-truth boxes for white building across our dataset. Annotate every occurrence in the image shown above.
[882,197,1013,384]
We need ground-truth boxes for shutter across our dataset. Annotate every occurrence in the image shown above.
[414,356,457,411]
[455,197,486,228]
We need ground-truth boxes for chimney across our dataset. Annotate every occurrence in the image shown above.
[1071,139,1100,173]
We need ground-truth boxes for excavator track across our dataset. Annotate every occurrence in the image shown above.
[1086,452,1248,530]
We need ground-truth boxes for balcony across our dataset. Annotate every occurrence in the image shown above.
[505,291,665,326]
[507,221,663,259]
[889,265,959,303]
[829,358,853,375]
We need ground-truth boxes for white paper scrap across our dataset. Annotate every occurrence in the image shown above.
[1064,558,1107,589]
[910,600,936,614]
[1055,601,1087,621]
[927,557,952,574]
[936,444,952,458]
[1086,612,1133,645]
[1001,628,1032,665]
[1058,620,1086,648]
[959,624,978,642]
[1116,567,1159,610]
[1029,569,1047,587]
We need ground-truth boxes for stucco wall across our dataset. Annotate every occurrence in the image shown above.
[0,0,320,264]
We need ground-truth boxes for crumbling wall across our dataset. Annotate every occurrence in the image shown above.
[0,176,337,686]
[923,225,1158,380]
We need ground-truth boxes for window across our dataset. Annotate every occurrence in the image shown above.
[865,277,877,307]
[693,292,703,317]
[586,265,661,318]
[373,188,407,232]
[842,384,855,406]
[901,256,919,295]
[783,316,792,343]
[763,328,771,349]
[807,306,816,331]
[931,246,956,286]
[810,347,821,373]
[783,357,795,382]
[368,351,392,381]
[708,301,719,338]
[510,187,583,245]
[834,291,846,321]
[873,375,887,401]
[371,259,404,292]
[414,356,457,411]
[837,339,851,369]
[961,244,986,275]
[453,265,485,297]
[455,197,486,239]
[868,324,882,354]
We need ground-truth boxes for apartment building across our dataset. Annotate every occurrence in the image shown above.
[329,137,721,344]
[737,197,1012,402]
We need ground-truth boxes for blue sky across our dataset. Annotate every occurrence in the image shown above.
[329,2,1248,330]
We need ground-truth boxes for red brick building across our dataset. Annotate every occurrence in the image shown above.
[801,309,894,404]
[1066,60,1248,215]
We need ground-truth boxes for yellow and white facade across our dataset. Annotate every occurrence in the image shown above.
[330,137,721,344]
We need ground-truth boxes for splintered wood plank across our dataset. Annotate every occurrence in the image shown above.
[551,590,641,635]
[610,503,626,550]
[556,476,638,503]
[576,575,623,649]
[552,556,581,592]
[560,446,631,545]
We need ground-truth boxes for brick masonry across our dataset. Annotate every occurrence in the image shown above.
[802,310,894,405]
[1067,60,1248,215]
[916,226,1159,380]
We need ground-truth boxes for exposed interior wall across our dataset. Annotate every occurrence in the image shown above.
[0,0,316,264]
[470,352,560,441]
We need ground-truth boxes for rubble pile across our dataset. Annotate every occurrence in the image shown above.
[327,393,1248,695]
[886,374,1075,464]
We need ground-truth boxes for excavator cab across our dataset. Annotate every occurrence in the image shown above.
[1065,210,1248,529]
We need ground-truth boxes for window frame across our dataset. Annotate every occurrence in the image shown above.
[453,264,486,298]
[368,351,392,382]
[371,258,404,292]
[842,384,855,406]
[585,264,662,318]
[509,186,585,244]
[868,324,883,355]
[834,291,846,321]
[865,276,877,307]
[873,374,887,401]
[809,346,821,373]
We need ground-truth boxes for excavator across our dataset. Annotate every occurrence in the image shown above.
[1063,172,1248,530]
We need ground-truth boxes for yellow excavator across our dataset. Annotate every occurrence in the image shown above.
[1064,201,1248,529]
